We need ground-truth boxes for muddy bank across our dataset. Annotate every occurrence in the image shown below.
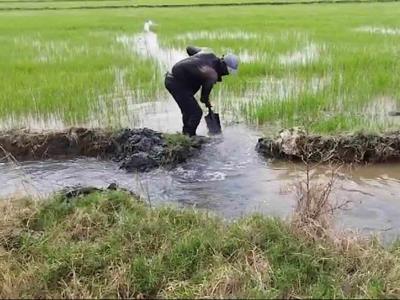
[257,128,400,163]
[0,127,208,172]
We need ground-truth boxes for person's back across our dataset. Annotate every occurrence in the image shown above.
[164,46,239,136]
[171,52,221,94]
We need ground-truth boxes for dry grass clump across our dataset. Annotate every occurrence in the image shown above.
[291,162,351,239]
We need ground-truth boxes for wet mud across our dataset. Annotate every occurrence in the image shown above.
[0,127,208,172]
[257,128,400,163]
[61,183,137,199]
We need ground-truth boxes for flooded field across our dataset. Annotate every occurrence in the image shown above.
[1,3,400,132]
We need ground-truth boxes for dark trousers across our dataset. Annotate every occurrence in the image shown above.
[164,73,202,136]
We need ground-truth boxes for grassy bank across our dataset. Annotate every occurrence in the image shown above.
[1,189,400,298]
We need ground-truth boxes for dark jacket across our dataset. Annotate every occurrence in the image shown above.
[171,46,228,103]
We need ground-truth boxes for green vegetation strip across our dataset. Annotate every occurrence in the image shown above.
[1,0,399,10]
[1,189,400,298]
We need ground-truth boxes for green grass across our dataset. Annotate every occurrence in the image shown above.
[1,3,400,133]
[0,11,161,128]
[5,0,364,12]
[0,0,373,7]
[1,190,400,298]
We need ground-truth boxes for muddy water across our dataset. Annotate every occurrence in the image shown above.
[1,117,400,242]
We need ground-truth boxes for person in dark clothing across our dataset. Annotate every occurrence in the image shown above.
[165,46,239,136]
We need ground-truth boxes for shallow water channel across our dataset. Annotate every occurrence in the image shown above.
[1,103,400,243]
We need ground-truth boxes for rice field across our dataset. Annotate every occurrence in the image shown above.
[1,1,400,133]
[0,0,373,9]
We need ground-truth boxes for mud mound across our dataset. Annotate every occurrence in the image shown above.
[111,128,207,172]
[256,127,400,163]
[0,127,208,172]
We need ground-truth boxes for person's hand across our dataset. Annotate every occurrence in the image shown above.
[200,98,212,108]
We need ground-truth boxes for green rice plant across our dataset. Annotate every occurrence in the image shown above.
[1,3,400,133]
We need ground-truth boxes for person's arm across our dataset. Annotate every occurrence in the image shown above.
[186,46,202,56]
[199,66,218,107]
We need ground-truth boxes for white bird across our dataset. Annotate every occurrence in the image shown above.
[144,20,156,33]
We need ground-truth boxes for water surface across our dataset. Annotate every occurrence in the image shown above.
[2,123,400,242]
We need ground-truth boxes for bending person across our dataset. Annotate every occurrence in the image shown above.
[165,46,239,136]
